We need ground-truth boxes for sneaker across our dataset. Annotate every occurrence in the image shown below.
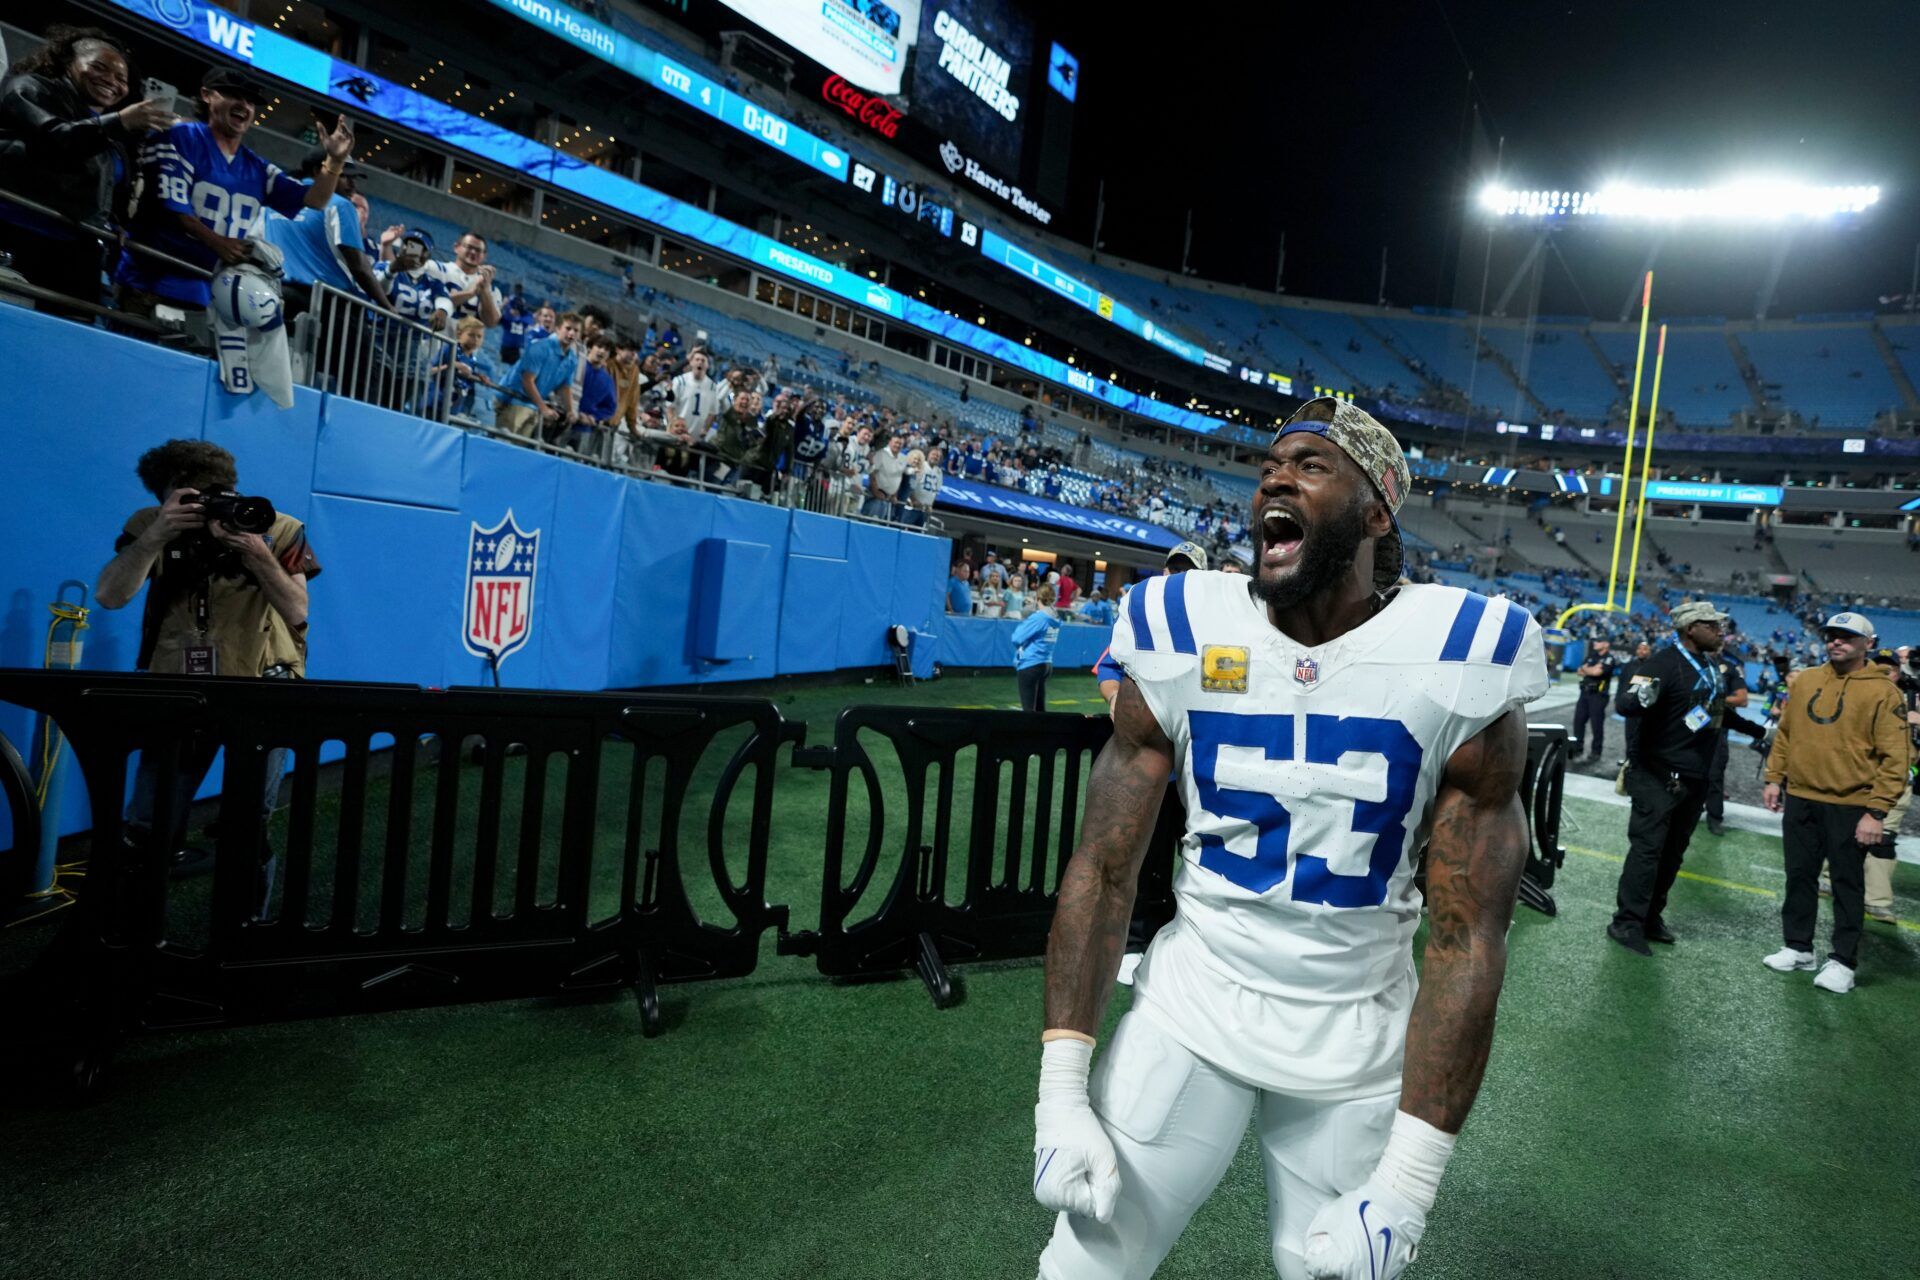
[1763,946,1818,972]
[1813,959,1856,994]
[1644,919,1676,945]
[1866,906,1898,924]
[1707,817,1725,836]
[1818,875,1832,898]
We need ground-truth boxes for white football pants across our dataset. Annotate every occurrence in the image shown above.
[1037,1010,1397,1280]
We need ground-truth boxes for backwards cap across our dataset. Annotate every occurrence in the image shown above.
[1273,397,1412,591]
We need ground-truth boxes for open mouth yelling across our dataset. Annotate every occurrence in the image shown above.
[1260,506,1306,569]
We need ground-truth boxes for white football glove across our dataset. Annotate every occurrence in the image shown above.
[1302,1111,1455,1280]
[1301,1182,1424,1280]
[1032,1038,1120,1223]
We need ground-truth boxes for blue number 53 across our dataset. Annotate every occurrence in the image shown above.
[1188,710,1422,906]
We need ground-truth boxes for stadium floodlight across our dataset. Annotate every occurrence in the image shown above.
[1478,180,1881,221]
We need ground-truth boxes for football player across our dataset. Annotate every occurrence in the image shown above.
[1034,398,1544,1279]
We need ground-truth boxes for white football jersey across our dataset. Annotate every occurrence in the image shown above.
[1110,571,1546,1098]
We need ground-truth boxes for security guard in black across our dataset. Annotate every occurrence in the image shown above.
[1572,638,1618,761]
[1607,602,1729,952]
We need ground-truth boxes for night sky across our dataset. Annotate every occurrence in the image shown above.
[1055,0,1920,318]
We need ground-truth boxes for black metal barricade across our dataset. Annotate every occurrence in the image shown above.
[0,670,796,1089]
[779,707,1181,1006]
[1518,723,1573,915]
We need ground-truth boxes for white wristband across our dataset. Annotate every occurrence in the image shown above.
[1374,1110,1457,1215]
[1038,1038,1093,1104]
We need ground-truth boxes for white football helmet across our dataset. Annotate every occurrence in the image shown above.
[211,265,284,333]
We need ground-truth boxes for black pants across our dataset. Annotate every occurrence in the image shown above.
[1781,794,1868,967]
[1017,663,1051,712]
[0,223,105,320]
[1572,690,1609,755]
[1704,730,1731,821]
[1613,765,1708,929]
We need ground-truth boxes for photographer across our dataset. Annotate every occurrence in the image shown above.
[95,440,319,906]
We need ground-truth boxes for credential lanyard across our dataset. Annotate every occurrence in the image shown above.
[1677,646,1720,703]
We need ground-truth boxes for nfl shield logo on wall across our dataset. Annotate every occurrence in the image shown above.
[1293,656,1319,687]
[464,510,540,667]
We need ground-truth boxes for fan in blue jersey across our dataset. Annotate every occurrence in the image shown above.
[371,228,452,330]
[499,285,533,365]
[1035,398,1545,1280]
[252,150,391,318]
[116,66,355,316]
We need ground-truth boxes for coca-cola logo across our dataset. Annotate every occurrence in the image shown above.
[821,74,904,140]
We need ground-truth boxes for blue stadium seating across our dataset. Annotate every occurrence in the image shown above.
[1737,326,1902,428]
[1590,327,1750,426]
[1481,327,1618,421]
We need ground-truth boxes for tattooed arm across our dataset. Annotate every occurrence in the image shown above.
[1042,678,1174,1037]
[1400,707,1530,1133]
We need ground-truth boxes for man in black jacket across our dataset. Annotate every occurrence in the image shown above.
[1608,602,1731,955]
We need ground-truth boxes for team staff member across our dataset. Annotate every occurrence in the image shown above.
[1094,541,1207,712]
[1013,584,1061,712]
[94,440,318,909]
[1761,613,1907,994]
[1608,602,1731,955]
[1571,637,1618,763]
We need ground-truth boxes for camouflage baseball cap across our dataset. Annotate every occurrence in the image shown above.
[1274,397,1412,590]
[1165,540,1209,571]
[1670,600,1726,629]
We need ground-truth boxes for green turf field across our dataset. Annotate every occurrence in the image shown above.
[4,670,1919,1280]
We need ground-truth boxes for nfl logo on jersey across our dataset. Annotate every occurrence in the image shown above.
[463,510,541,667]
[1293,655,1319,686]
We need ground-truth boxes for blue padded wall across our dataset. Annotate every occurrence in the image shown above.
[0,307,955,838]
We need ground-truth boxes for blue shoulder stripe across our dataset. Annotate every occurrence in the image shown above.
[1439,592,1487,662]
[1491,600,1530,666]
[1163,572,1197,655]
[1126,577,1154,652]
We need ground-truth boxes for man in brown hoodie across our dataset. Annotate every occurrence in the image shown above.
[1761,611,1908,994]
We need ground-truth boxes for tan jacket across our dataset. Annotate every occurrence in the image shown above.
[1764,664,1907,810]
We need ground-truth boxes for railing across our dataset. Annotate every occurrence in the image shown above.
[0,671,1570,1097]
[297,282,458,422]
[0,186,210,335]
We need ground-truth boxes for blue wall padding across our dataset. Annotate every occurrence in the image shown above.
[695,539,775,663]
[779,556,850,676]
[313,394,463,509]
[304,495,466,688]
[837,521,901,669]
[0,307,955,838]
[788,508,849,560]
[534,462,626,691]
[891,532,951,637]
[935,616,1113,669]
[609,481,713,687]
[705,497,790,681]
[450,435,559,688]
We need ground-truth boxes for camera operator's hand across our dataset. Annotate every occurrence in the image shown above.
[207,520,273,570]
[139,488,208,547]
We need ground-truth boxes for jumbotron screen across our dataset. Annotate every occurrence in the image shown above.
[907,0,1033,177]
[716,0,922,95]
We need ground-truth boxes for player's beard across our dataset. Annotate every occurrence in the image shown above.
[1249,491,1373,613]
